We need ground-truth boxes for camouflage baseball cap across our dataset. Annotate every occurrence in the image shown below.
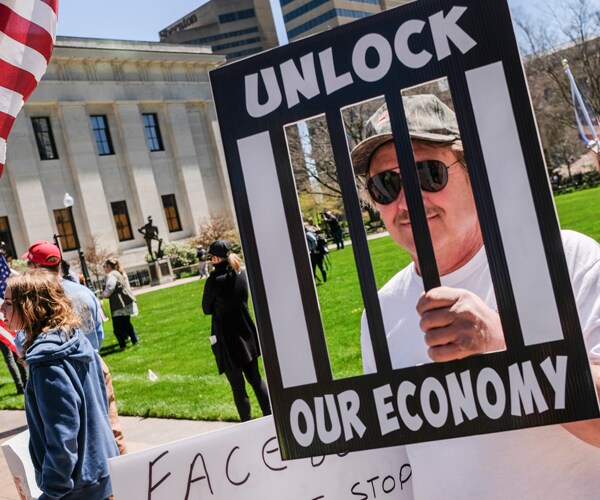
[351,94,460,176]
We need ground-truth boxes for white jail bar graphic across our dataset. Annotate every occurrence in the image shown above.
[466,61,564,346]
[238,133,318,388]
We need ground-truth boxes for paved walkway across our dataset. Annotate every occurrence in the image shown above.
[0,410,237,500]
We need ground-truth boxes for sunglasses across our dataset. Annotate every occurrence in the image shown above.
[366,159,462,205]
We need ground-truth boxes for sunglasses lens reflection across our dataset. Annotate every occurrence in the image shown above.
[367,160,450,205]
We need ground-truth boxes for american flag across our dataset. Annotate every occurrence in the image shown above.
[0,0,58,176]
[0,253,15,352]
[0,252,10,297]
[0,318,16,353]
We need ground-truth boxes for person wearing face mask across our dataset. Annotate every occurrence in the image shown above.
[202,240,271,421]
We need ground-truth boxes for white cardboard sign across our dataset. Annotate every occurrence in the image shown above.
[1,430,42,500]
[109,416,413,499]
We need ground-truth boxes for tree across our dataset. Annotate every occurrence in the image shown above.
[515,0,600,171]
[192,213,240,251]
[83,234,117,286]
[285,99,384,202]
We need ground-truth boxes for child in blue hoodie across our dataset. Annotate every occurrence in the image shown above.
[0,269,119,499]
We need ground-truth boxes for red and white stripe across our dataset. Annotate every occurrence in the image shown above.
[0,318,16,354]
[0,0,58,176]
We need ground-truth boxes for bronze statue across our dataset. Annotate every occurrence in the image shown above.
[138,216,163,261]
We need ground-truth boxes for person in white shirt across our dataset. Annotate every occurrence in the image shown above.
[353,94,600,499]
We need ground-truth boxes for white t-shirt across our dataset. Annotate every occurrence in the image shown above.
[361,230,600,499]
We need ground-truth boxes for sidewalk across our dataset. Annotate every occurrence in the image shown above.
[0,410,237,500]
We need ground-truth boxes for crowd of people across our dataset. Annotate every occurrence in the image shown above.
[2,90,600,499]
[0,235,274,498]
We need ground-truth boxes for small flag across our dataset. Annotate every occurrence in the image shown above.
[0,0,59,175]
[148,369,158,382]
[0,253,11,298]
[563,59,600,152]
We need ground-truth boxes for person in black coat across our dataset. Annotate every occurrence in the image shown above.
[202,240,271,421]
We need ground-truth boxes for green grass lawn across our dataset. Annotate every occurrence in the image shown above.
[1,185,598,420]
[554,185,600,242]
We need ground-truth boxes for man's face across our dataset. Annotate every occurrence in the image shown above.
[368,141,483,275]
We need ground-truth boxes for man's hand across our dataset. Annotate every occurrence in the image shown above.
[416,286,506,362]
[561,364,600,447]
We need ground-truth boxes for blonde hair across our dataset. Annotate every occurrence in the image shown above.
[104,258,125,276]
[7,269,80,357]
[227,252,244,273]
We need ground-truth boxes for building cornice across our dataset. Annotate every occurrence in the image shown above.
[54,36,226,65]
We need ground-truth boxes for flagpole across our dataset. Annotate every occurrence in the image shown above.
[563,59,600,152]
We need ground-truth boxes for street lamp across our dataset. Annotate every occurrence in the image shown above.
[59,192,93,290]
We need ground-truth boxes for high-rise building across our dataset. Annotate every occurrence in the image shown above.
[281,0,411,42]
[159,0,279,61]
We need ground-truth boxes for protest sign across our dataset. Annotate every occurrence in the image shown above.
[1,430,42,499]
[209,0,600,459]
[109,416,413,499]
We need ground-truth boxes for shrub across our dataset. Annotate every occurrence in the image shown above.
[162,241,198,268]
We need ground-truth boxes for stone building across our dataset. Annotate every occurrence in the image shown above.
[159,0,278,61]
[1,36,232,277]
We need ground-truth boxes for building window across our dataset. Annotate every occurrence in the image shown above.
[162,194,182,232]
[228,47,263,59]
[90,115,114,155]
[182,26,258,45]
[288,9,372,39]
[53,208,78,251]
[219,8,255,24]
[213,37,261,51]
[111,201,134,241]
[31,117,59,160]
[142,113,164,152]
[0,217,16,259]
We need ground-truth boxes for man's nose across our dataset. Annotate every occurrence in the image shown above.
[394,185,409,210]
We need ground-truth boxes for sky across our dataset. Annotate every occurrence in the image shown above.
[56,0,552,44]
[57,0,287,43]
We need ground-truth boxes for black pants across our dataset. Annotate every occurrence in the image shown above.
[1,342,27,393]
[310,253,327,282]
[112,315,139,349]
[224,357,271,421]
[332,228,344,249]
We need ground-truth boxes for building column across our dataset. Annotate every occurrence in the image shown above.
[114,102,168,238]
[5,114,54,251]
[164,101,210,232]
[58,104,118,252]
[201,103,235,216]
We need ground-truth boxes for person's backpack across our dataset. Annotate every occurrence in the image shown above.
[306,230,317,253]
[316,235,329,254]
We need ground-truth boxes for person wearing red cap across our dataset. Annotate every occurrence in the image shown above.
[21,240,128,454]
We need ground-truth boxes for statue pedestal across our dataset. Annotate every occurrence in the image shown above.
[148,258,174,286]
